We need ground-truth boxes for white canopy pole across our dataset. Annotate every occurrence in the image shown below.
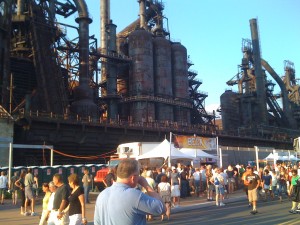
[51,148,54,166]
[273,149,276,168]
[216,136,220,167]
[169,132,172,167]
[8,142,13,185]
[219,147,223,168]
[255,146,259,171]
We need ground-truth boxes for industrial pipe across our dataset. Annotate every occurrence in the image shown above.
[17,0,24,16]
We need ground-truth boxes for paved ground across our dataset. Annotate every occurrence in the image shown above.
[0,190,247,225]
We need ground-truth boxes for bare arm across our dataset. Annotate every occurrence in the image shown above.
[138,176,165,209]
[78,194,87,224]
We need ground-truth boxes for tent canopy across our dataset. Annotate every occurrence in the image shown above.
[263,153,299,161]
[137,139,195,160]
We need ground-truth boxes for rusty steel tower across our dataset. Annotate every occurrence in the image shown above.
[0,0,215,165]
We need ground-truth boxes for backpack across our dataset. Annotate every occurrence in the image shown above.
[214,177,220,185]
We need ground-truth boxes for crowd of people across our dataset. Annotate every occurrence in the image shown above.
[0,167,91,225]
[97,160,300,219]
[1,159,300,224]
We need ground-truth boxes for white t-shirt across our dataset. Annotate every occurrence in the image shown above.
[158,182,171,192]
[0,175,8,188]
[193,171,201,181]
[47,192,55,211]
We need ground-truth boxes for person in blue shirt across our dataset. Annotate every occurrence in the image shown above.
[262,169,272,201]
[94,159,166,225]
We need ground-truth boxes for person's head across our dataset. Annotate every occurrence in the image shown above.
[215,167,221,174]
[53,173,63,186]
[14,171,19,176]
[20,170,26,178]
[49,181,56,193]
[156,168,162,173]
[42,183,49,193]
[68,173,79,188]
[292,169,298,176]
[116,159,140,187]
[171,166,177,173]
[160,174,168,183]
[246,166,253,173]
[264,169,269,174]
[84,168,89,174]
[27,168,32,173]
[1,171,5,176]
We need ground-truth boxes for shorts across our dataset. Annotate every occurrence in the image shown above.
[264,184,270,190]
[248,188,258,202]
[215,185,225,195]
[25,186,34,200]
[0,188,6,196]
[207,184,215,191]
[171,185,180,197]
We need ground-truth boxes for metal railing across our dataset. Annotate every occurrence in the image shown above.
[16,109,216,136]
[122,95,193,108]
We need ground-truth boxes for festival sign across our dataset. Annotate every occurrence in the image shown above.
[174,135,217,150]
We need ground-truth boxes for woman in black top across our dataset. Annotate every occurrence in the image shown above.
[15,170,27,215]
[62,174,87,225]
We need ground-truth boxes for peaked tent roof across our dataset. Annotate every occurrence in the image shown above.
[137,139,195,160]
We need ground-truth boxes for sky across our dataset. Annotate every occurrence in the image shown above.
[61,0,300,113]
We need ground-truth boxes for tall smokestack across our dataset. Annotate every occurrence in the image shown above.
[138,0,147,29]
[100,0,110,52]
[100,0,110,96]
[71,0,98,117]
[249,18,268,125]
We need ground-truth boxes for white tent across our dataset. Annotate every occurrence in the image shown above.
[262,153,299,161]
[263,153,284,161]
[137,139,195,160]
[282,155,300,161]
[180,148,218,159]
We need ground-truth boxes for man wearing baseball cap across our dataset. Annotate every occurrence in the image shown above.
[244,166,261,214]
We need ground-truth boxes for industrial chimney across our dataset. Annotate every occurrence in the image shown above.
[249,18,268,125]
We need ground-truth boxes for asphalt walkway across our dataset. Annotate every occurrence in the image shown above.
[0,189,247,225]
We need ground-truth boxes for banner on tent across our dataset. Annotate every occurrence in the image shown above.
[174,135,216,150]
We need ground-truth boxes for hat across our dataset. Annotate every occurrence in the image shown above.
[171,166,176,170]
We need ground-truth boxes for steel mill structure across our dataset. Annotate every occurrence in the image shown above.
[0,1,298,165]
[222,18,300,140]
